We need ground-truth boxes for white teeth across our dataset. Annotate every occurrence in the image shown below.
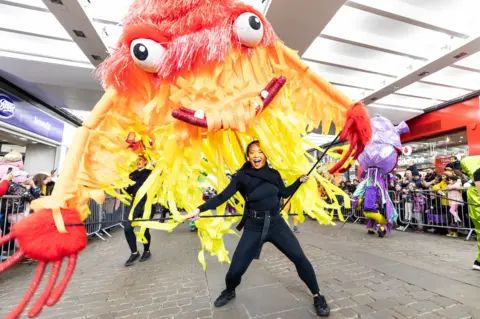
[261,90,269,99]
[194,109,205,119]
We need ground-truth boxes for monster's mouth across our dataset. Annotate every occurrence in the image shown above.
[171,76,286,129]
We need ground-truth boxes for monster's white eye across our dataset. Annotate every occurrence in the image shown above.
[130,38,166,73]
[233,12,264,47]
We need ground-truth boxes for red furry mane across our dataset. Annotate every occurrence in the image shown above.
[97,0,278,92]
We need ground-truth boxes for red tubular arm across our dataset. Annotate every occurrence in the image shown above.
[0,180,9,197]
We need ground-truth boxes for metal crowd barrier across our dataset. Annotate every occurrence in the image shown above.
[391,189,476,240]
[1,195,125,263]
[0,196,22,262]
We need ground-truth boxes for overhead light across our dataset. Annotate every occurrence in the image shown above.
[91,55,102,61]
[19,137,27,141]
[454,52,468,59]
[31,141,38,144]
[73,30,87,38]
[418,71,430,77]
[50,0,64,4]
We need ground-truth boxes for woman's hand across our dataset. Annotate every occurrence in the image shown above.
[186,208,201,221]
[1,172,13,181]
[299,175,309,183]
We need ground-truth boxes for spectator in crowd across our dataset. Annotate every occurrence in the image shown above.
[432,174,449,227]
[412,171,422,188]
[412,188,426,232]
[352,179,360,192]
[393,184,407,230]
[403,183,415,224]
[444,175,463,237]
[406,161,420,176]
[401,170,413,188]
[422,168,437,188]
[446,155,461,171]
[32,173,54,196]
[6,177,41,212]
[345,180,355,194]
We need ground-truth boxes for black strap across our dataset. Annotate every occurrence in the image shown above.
[254,211,270,260]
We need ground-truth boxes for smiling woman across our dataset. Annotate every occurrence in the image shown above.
[186,140,331,316]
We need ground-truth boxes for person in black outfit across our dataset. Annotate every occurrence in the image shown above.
[124,155,154,266]
[187,141,330,317]
[446,156,461,171]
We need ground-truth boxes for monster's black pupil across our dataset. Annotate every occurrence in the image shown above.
[133,43,148,61]
[249,16,261,30]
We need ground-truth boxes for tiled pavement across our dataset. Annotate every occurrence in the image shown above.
[1,221,480,319]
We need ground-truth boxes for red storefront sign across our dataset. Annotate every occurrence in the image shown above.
[434,156,451,174]
[401,97,480,156]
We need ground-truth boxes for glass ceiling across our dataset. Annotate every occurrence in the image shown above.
[1,0,479,132]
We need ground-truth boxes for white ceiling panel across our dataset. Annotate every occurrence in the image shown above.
[375,94,435,110]
[305,61,390,90]
[423,67,480,91]
[322,6,459,59]
[0,31,89,63]
[303,37,412,76]
[367,104,423,124]
[398,82,472,101]
[4,0,47,9]
[0,4,71,40]
[454,51,480,71]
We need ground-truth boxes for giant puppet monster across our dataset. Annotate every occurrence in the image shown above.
[0,1,371,318]
[353,115,409,237]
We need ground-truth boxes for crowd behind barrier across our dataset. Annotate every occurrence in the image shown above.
[337,189,477,241]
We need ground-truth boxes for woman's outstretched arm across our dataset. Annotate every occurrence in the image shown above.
[198,176,240,212]
[277,171,303,198]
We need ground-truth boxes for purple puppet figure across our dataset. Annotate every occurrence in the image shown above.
[352,115,410,237]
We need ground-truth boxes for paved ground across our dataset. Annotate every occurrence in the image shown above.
[1,220,480,319]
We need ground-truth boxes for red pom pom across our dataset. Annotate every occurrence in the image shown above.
[12,209,87,262]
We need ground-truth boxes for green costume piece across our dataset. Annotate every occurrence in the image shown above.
[460,156,480,262]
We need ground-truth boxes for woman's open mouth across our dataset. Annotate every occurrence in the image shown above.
[171,76,286,129]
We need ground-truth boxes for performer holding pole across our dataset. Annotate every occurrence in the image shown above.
[187,140,330,317]
[123,155,154,266]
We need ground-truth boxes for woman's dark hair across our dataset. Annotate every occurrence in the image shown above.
[448,175,460,182]
[32,173,49,188]
[245,140,260,157]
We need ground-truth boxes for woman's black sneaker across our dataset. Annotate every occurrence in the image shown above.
[214,290,236,307]
[314,295,330,317]
[124,252,140,267]
[473,260,480,271]
[139,251,151,262]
